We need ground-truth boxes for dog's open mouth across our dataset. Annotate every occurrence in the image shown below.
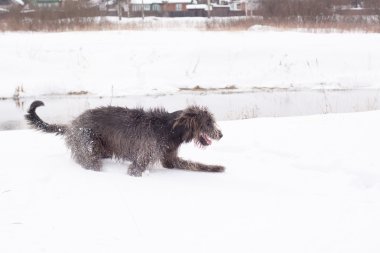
[199,133,212,146]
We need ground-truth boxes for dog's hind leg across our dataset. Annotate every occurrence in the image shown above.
[75,154,102,171]
[66,128,103,171]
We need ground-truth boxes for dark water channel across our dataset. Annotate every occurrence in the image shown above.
[1,89,380,131]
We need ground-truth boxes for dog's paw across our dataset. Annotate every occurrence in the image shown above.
[127,167,143,177]
[208,165,225,173]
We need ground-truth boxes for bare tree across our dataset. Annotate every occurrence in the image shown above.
[141,0,145,20]
[259,0,331,19]
[364,0,380,8]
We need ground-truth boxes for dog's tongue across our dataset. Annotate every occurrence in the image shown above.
[205,134,212,145]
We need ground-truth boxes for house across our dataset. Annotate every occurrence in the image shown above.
[29,0,62,9]
[0,0,11,12]
[187,3,231,17]
[186,3,208,17]
[0,0,24,12]
[230,0,258,11]
[128,0,194,17]
[0,0,10,5]
[99,0,130,14]
[96,0,257,17]
[187,0,231,17]
[163,0,193,12]
[127,0,163,16]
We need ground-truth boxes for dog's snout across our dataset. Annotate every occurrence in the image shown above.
[218,130,223,139]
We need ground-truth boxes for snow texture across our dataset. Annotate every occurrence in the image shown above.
[1,111,380,253]
[1,30,380,98]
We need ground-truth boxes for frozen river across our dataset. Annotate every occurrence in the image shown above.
[1,89,380,130]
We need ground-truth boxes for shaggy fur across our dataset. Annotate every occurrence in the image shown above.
[25,101,224,176]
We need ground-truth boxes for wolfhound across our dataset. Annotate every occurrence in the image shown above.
[25,101,224,176]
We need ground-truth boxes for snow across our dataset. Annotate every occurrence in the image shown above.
[1,110,380,252]
[1,30,380,98]
[130,0,192,3]
[1,27,380,251]
[10,0,24,5]
[186,4,209,10]
[130,0,163,4]
[165,0,193,3]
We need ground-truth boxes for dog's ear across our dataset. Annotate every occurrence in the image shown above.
[173,107,201,142]
[173,107,198,130]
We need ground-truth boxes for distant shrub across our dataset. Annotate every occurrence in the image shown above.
[364,0,380,9]
[0,1,100,32]
[259,0,332,20]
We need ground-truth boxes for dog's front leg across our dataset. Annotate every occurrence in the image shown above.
[170,157,225,173]
[128,162,145,177]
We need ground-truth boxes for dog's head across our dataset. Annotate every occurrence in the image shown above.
[173,106,223,147]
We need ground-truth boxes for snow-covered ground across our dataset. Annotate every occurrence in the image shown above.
[1,111,380,253]
[1,30,380,98]
[1,27,380,252]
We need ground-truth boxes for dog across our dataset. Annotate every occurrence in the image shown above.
[25,101,224,176]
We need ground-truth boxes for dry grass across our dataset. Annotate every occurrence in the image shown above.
[179,85,238,92]
[260,17,380,33]
[67,90,89,95]
[259,0,331,18]
[0,8,379,32]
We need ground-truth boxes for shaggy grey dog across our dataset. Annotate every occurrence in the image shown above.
[25,101,224,176]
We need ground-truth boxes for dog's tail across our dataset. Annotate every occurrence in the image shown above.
[25,100,67,135]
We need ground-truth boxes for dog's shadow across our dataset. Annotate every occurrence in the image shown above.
[101,159,168,175]
[101,159,129,174]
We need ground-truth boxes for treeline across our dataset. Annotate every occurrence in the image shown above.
[1,0,380,31]
[258,0,380,19]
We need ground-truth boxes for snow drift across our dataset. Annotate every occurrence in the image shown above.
[1,111,380,253]
[1,30,380,98]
